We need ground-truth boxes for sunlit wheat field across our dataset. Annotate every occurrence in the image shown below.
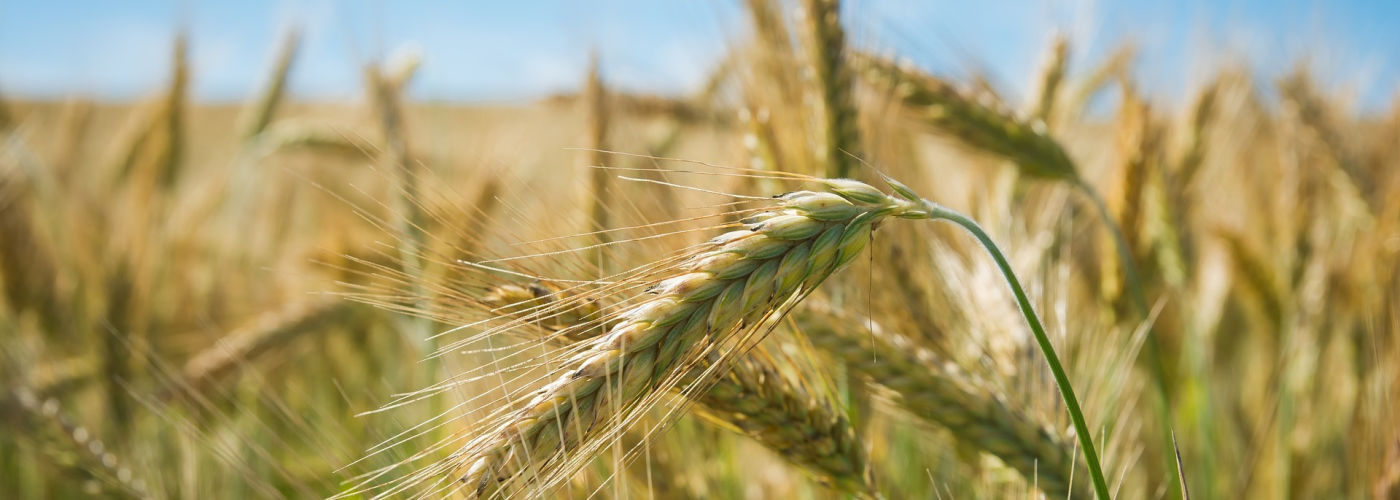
[2,1,1398,498]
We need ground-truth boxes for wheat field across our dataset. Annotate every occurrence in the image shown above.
[2,2,1398,499]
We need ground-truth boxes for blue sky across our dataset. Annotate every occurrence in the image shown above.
[1,1,1397,111]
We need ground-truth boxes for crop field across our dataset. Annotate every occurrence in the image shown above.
[1,1,1398,498]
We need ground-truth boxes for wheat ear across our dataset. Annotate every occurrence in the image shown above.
[801,0,861,178]
[151,34,189,189]
[259,120,379,160]
[238,28,301,140]
[175,298,359,396]
[853,53,1079,182]
[453,179,919,497]
[688,348,874,495]
[796,305,1090,499]
[483,282,874,496]
[1029,34,1069,125]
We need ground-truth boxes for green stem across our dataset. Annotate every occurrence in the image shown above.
[925,202,1112,500]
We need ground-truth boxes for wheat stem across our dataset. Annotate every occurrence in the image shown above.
[923,201,1111,499]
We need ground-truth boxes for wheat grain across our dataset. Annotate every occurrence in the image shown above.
[1278,71,1371,204]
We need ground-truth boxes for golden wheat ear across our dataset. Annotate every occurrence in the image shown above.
[796,304,1090,499]
[480,281,875,496]
[441,180,924,498]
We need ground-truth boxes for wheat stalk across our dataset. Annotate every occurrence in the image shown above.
[745,0,802,114]
[584,54,613,254]
[795,304,1091,499]
[445,179,918,498]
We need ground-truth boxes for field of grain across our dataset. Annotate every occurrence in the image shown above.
[2,2,1398,499]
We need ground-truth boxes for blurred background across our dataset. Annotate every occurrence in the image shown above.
[1,1,1397,499]
[5,1,1398,108]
